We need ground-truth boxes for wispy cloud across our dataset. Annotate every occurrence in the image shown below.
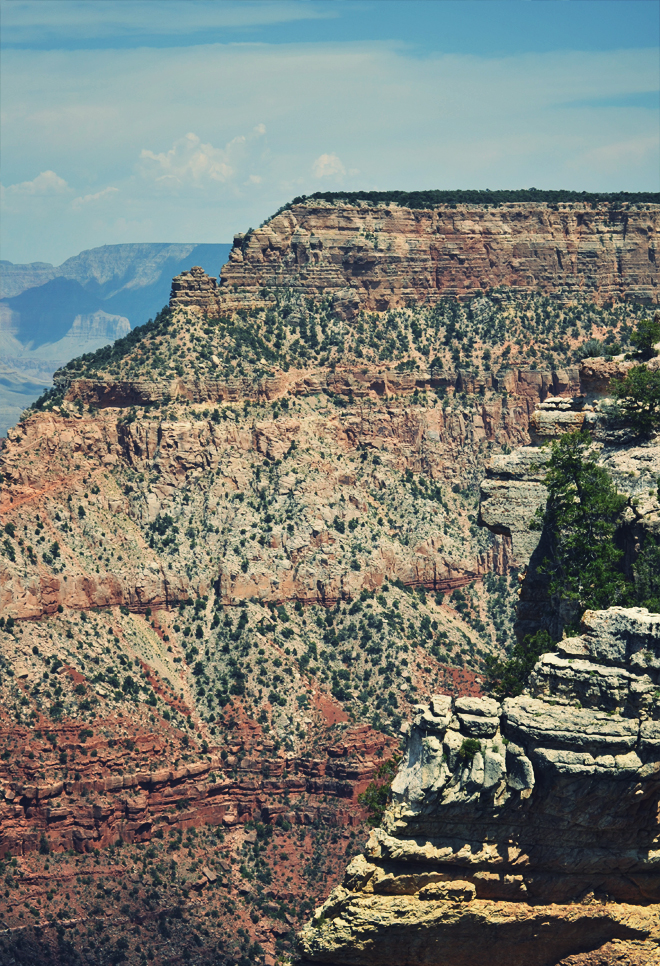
[72,186,119,208]
[2,1,335,46]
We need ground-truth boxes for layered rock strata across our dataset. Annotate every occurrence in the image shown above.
[53,361,580,410]
[211,202,659,316]
[297,607,660,966]
[0,722,394,858]
[0,378,542,620]
[169,264,219,312]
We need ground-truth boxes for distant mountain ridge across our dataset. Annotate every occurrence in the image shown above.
[1,242,230,313]
[0,242,231,434]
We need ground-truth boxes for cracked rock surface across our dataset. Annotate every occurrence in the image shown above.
[297,607,660,965]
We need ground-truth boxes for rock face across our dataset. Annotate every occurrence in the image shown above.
[3,199,657,963]
[214,201,660,316]
[52,363,580,412]
[0,719,395,858]
[169,264,219,312]
[0,244,230,436]
[297,607,660,966]
[0,373,548,622]
[479,353,660,641]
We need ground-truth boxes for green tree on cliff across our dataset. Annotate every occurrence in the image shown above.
[532,431,629,614]
[629,313,660,360]
[358,756,401,826]
[484,629,554,698]
[611,365,660,437]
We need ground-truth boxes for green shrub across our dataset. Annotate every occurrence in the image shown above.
[357,756,401,826]
[611,365,660,437]
[485,630,554,698]
[629,315,660,360]
[458,738,481,761]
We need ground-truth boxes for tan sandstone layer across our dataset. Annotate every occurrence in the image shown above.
[170,201,660,317]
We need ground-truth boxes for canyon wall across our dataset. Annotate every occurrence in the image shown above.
[1,363,565,623]
[0,718,395,859]
[4,194,658,963]
[297,356,660,965]
[172,201,660,317]
[297,607,660,966]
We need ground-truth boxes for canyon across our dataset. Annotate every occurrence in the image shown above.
[0,196,659,964]
[294,300,660,965]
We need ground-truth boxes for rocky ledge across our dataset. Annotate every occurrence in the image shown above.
[297,607,660,966]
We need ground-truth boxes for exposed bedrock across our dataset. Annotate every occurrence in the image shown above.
[53,363,581,410]
[297,607,660,966]
[207,201,659,316]
[1,367,560,620]
[0,724,395,859]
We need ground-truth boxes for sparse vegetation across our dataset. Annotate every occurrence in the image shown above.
[358,757,401,825]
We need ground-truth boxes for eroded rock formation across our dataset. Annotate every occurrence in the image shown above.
[1,369,550,622]
[169,264,219,313]
[0,719,395,858]
[297,607,660,966]
[214,201,659,316]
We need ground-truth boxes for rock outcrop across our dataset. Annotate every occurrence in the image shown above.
[0,721,395,858]
[53,363,581,412]
[297,607,660,966]
[169,264,219,312]
[211,201,659,317]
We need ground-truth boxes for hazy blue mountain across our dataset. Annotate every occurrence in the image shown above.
[0,242,230,435]
[1,242,230,322]
[4,278,106,347]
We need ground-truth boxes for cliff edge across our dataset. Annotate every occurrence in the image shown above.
[196,200,660,317]
[297,606,660,966]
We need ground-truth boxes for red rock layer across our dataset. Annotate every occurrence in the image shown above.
[0,717,396,859]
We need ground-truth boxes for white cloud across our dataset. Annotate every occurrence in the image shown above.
[1,40,657,263]
[139,127,266,190]
[5,170,71,196]
[72,186,119,208]
[312,153,346,178]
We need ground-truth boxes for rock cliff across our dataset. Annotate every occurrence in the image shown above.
[2,195,659,964]
[213,201,659,316]
[297,606,660,966]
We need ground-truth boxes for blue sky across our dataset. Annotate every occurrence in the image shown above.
[1,0,658,265]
